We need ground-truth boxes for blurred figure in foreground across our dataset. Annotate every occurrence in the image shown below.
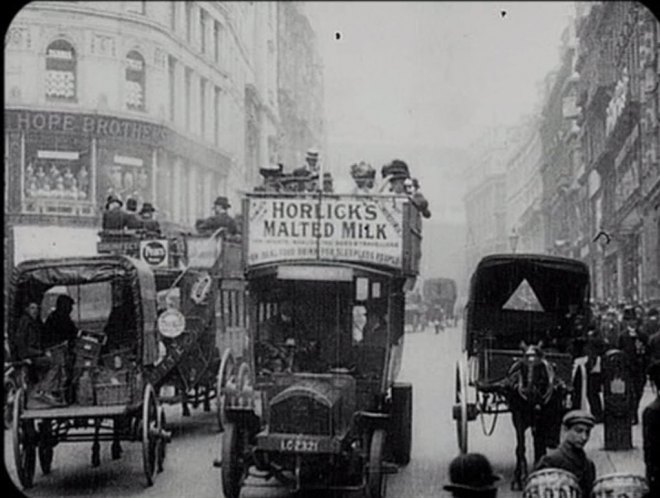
[443,453,500,498]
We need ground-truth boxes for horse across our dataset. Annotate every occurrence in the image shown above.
[500,341,568,490]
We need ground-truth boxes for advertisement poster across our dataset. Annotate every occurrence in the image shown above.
[247,196,405,268]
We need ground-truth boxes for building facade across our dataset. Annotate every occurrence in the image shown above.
[277,1,324,171]
[4,2,323,281]
[572,1,660,305]
[505,118,545,253]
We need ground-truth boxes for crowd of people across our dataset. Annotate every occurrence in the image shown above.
[579,302,660,425]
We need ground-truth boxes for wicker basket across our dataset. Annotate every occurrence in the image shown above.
[95,382,133,406]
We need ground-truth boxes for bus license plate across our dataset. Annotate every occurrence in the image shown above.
[280,438,320,453]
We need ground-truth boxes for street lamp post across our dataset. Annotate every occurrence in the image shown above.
[509,228,519,254]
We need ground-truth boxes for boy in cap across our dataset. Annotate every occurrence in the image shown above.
[643,360,660,498]
[444,453,500,498]
[534,409,596,498]
[195,196,238,235]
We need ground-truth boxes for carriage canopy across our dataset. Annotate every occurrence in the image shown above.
[465,254,590,355]
[8,255,159,366]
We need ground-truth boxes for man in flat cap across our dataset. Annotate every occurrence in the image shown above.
[444,452,500,498]
[534,409,596,498]
[195,196,238,235]
[644,360,660,498]
[618,305,649,424]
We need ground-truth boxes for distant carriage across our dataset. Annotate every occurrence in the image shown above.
[454,254,590,489]
[423,277,457,329]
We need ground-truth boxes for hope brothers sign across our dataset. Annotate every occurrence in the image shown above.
[246,195,406,268]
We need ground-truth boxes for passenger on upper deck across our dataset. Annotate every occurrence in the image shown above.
[379,160,410,194]
[195,196,238,236]
[255,163,284,193]
[125,198,143,230]
[404,177,431,218]
[102,194,127,230]
[293,148,320,178]
[350,161,376,194]
[138,202,162,236]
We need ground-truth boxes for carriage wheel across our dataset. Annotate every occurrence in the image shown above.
[222,422,248,498]
[156,407,167,473]
[366,429,387,498]
[38,420,54,475]
[12,389,36,489]
[454,360,469,454]
[216,350,236,433]
[142,383,160,486]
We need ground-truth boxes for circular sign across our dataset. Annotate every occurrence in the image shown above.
[158,309,186,338]
[142,240,168,266]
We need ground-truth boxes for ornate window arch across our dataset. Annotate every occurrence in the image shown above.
[45,39,77,101]
[125,50,146,111]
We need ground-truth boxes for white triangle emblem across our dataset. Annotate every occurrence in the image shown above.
[502,279,544,312]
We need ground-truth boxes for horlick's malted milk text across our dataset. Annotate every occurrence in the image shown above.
[247,196,405,268]
[263,200,386,240]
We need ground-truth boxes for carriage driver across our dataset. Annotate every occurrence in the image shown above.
[534,409,596,498]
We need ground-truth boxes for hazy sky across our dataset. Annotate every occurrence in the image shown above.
[307,1,575,150]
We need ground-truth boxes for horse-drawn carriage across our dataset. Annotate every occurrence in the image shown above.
[97,227,248,430]
[453,254,590,489]
[7,255,170,489]
[216,191,422,498]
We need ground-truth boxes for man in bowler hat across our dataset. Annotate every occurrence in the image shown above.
[196,196,238,235]
[102,194,127,230]
[139,202,161,236]
[444,453,500,498]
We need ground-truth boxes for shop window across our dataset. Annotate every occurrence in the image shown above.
[45,40,76,102]
[125,51,146,111]
[23,134,94,216]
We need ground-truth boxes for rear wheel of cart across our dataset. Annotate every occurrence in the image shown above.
[222,422,247,498]
[142,383,160,486]
[389,383,412,466]
[38,420,54,475]
[454,360,468,454]
[217,350,236,433]
[367,428,387,498]
[12,389,36,489]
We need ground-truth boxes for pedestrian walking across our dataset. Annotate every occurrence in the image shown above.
[534,409,597,498]
[643,360,660,498]
[443,452,500,498]
[618,306,649,425]
[585,325,606,423]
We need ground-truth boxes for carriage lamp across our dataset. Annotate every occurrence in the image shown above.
[509,228,519,254]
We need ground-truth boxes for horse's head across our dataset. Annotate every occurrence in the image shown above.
[510,341,555,407]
